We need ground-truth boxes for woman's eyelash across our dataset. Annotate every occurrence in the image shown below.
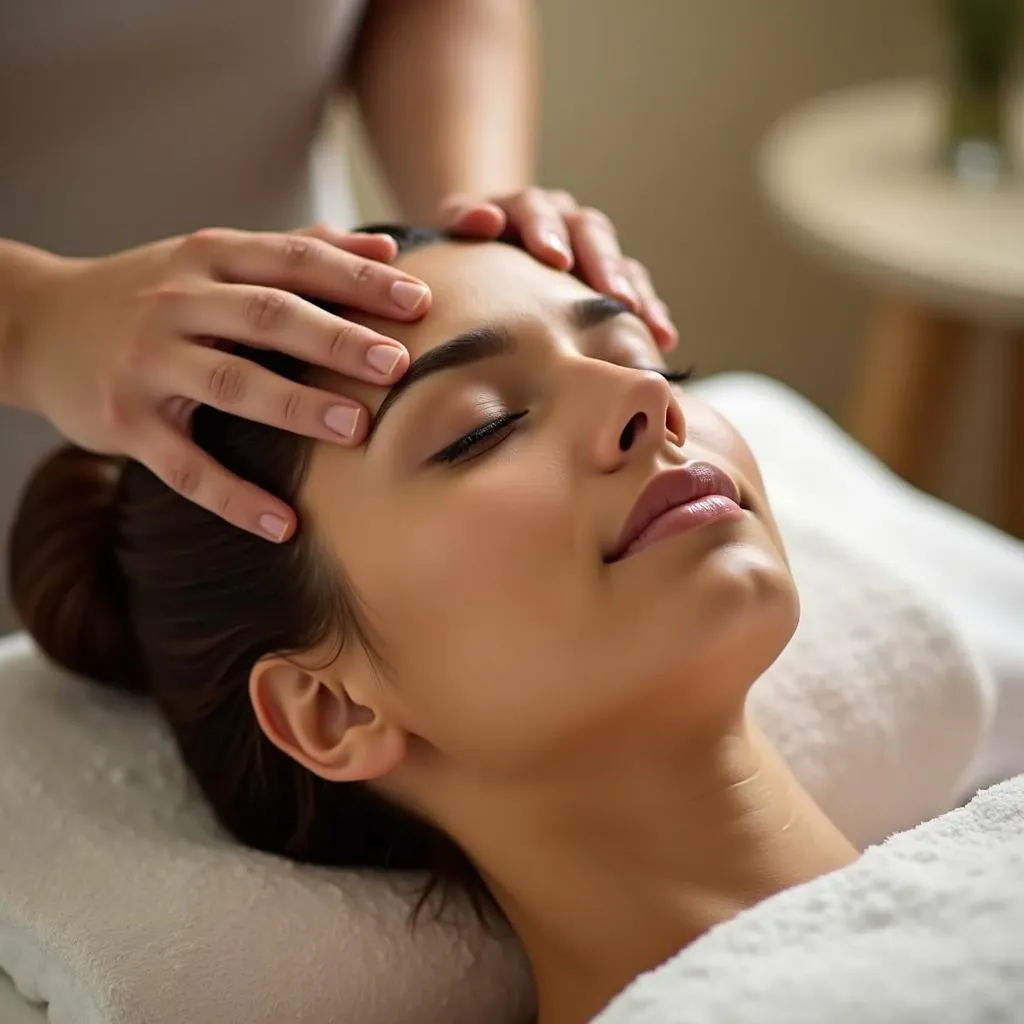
[654,366,695,383]
[429,366,693,465]
[431,410,529,464]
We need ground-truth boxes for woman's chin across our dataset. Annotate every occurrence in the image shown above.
[710,539,797,610]
[655,521,797,617]
[652,547,799,690]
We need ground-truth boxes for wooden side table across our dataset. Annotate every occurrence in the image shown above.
[760,79,1024,537]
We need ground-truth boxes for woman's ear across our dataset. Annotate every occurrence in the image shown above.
[249,655,406,783]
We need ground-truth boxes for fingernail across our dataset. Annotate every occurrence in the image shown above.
[391,280,429,312]
[324,404,361,438]
[366,343,404,375]
[258,513,290,543]
[653,301,674,329]
[545,231,571,261]
[612,273,639,307]
[446,202,474,222]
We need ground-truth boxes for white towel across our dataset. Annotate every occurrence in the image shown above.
[592,772,1024,1024]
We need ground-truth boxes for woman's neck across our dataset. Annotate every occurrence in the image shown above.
[461,713,859,1024]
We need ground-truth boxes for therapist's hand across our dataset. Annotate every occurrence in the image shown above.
[10,224,431,541]
[437,187,678,352]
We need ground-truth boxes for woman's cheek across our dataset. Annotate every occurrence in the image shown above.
[423,471,571,595]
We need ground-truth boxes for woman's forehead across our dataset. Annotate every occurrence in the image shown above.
[353,240,594,358]
[310,240,597,404]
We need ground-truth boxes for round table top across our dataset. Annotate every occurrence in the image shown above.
[760,78,1024,324]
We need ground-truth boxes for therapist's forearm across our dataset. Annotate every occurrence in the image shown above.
[0,239,63,411]
[350,0,538,221]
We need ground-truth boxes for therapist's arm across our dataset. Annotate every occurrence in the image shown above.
[349,0,537,221]
[346,0,678,353]
[0,239,59,409]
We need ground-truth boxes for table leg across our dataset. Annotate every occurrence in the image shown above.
[847,299,971,491]
[1002,331,1024,539]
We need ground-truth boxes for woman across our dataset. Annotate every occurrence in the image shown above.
[9,227,856,1024]
[0,0,676,629]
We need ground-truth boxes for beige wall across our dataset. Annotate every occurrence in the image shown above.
[344,0,1006,522]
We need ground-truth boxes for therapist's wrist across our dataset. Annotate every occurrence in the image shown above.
[0,240,69,411]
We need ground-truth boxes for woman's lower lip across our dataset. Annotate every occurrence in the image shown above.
[616,494,746,561]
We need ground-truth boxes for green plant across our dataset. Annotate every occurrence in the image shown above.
[942,0,1022,181]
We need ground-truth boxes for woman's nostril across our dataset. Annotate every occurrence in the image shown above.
[619,412,647,452]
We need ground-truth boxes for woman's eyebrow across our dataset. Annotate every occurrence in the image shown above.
[367,294,631,442]
[572,295,631,329]
[368,326,514,441]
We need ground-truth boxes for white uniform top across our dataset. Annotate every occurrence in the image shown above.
[0,0,368,630]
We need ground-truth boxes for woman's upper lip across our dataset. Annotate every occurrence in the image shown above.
[605,462,743,562]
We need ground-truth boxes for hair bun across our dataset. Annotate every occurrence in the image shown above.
[8,445,144,692]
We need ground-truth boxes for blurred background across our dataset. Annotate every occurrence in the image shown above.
[333,0,1022,531]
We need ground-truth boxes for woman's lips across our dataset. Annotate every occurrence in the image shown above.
[615,494,744,561]
[605,462,745,563]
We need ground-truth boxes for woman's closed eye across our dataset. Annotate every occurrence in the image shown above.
[427,366,693,467]
[430,410,529,465]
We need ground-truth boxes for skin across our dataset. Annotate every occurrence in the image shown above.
[249,240,859,1024]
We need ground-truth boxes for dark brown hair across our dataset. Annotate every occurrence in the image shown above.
[7,225,507,934]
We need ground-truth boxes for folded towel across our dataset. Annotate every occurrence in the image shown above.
[0,375,995,1024]
[593,771,1024,1023]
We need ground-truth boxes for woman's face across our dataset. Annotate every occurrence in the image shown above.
[302,240,798,780]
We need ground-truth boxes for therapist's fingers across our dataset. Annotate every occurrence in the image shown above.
[441,189,576,271]
[622,257,679,352]
[293,224,399,263]
[162,343,370,444]
[157,279,410,385]
[131,415,299,542]
[437,194,508,237]
[495,189,575,271]
[564,207,640,312]
[174,227,431,321]
[546,189,579,218]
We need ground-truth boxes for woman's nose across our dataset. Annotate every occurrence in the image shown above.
[589,368,685,473]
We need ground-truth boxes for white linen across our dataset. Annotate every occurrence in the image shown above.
[592,771,1024,1024]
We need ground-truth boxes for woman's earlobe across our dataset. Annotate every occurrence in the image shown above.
[248,655,406,783]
